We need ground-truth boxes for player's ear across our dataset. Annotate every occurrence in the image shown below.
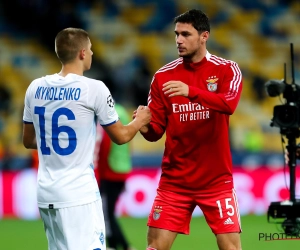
[201,31,209,42]
[79,49,85,60]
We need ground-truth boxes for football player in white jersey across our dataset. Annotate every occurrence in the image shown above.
[22,27,151,250]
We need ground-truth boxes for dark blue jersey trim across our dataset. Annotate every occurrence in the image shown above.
[101,118,119,127]
[23,120,33,124]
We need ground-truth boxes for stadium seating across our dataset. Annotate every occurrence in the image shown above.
[1,0,300,169]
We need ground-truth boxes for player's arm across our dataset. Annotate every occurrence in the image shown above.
[22,122,37,149]
[103,106,151,145]
[163,62,242,115]
[134,76,166,142]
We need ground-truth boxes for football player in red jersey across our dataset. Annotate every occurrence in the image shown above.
[134,9,243,250]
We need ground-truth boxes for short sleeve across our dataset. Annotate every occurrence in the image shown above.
[94,83,119,126]
[23,83,34,123]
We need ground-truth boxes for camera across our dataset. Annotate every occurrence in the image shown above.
[265,79,300,130]
[265,43,300,236]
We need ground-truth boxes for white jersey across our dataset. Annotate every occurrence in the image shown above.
[23,73,119,209]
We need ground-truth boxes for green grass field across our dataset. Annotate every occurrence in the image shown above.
[0,215,299,249]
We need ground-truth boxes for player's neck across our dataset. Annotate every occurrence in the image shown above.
[183,48,207,64]
[59,64,84,77]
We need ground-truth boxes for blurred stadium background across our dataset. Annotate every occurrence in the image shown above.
[0,0,300,249]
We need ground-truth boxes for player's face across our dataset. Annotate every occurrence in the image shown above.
[175,22,208,62]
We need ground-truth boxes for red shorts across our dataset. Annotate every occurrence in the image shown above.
[147,188,241,235]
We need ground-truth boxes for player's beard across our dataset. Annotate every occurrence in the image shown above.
[180,49,197,62]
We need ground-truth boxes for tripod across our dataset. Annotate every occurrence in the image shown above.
[267,128,300,236]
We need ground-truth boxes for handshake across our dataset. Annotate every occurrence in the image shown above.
[132,105,151,133]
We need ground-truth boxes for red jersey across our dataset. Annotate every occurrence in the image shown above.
[141,52,242,194]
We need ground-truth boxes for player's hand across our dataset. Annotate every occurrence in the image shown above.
[132,109,137,120]
[135,105,151,130]
[133,108,149,133]
[162,81,189,97]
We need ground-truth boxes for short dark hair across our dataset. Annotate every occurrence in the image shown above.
[174,9,210,33]
[55,28,89,64]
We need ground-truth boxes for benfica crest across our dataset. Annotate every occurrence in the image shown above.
[153,206,162,220]
[206,76,218,92]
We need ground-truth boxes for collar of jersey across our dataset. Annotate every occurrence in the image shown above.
[183,50,209,70]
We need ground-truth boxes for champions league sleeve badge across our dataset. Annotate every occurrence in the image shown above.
[206,76,218,92]
[153,206,163,220]
[107,94,115,108]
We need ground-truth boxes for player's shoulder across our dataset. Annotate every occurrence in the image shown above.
[26,75,50,91]
[79,75,107,88]
[64,75,109,95]
[154,57,184,76]
[30,75,47,85]
[207,52,239,67]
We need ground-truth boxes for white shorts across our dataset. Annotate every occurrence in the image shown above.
[39,199,106,250]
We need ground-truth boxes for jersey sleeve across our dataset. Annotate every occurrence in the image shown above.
[23,81,35,123]
[141,76,166,142]
[188,61,242,115]
[94,82,119,126]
